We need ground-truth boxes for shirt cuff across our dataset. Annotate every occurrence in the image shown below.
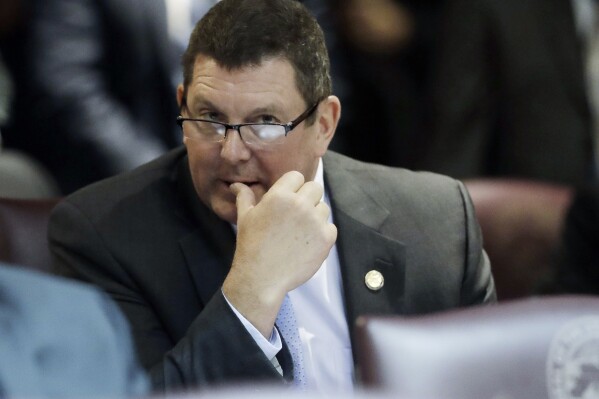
[222,289,282,362]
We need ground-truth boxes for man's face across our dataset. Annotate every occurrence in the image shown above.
[178,55,338,224]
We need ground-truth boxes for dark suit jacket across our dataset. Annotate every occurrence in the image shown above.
[1,0,180,193]
[49,147,495,391]
[421,0,592,184]
[0,263,148,398]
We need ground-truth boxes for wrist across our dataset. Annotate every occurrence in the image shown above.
[222,271,285,338]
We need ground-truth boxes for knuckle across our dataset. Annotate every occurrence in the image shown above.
[283,170,305,185]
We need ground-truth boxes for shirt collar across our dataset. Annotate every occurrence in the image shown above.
[315,158,331,209]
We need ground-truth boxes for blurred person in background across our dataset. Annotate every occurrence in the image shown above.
[0,138,60,198]
[421,0,595,185]
[326,0,444,168]
[0,0,218,194]
[0,0,59,198]
[0,263,148,398]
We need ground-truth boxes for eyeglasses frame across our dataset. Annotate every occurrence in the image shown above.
[176,101,320,142]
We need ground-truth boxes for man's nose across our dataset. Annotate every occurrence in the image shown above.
[220,128,252,163]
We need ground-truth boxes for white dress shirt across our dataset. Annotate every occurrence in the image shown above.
[224,158,354,392]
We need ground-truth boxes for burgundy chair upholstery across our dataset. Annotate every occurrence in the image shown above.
[355,296,599,399]
[463,179,573,300]
[0,197,60,272]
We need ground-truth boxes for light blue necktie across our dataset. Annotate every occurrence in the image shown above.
[276,295,306,388]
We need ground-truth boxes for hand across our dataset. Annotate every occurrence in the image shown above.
[222,171,337,337]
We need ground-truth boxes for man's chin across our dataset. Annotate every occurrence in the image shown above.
[211,201,238,225]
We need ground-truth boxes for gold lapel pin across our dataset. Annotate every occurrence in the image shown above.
[365,270,384,291]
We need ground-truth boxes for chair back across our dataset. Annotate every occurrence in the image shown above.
[464,179,573,300]
[0,197,60,272]
[355,296,599,399]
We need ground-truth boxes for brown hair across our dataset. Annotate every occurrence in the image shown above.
[181,0,331,120]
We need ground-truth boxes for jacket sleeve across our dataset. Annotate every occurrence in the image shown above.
[48,199,287,392]
[457,181,497,305]
[29,0,167,175]
[151,292,291,390]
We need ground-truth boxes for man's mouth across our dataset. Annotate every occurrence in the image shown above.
[222,179,260,188]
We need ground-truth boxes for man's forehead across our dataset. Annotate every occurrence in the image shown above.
[189,55,297,87]
[185,55,304,110]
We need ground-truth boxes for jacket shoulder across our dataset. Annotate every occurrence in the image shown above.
[324,151,464,200]
[60,147,187,212]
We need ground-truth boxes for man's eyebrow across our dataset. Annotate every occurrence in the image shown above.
[250,106,279,115]
[188,98,221,111]
[186,99,284,119]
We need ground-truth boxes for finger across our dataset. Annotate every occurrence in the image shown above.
[315,201,331,221]
[297,181,324,205]
[230,182,256,219]
[270,171,305,193]
[325,223,338,244]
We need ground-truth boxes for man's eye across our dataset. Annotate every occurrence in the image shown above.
[199,112,222,121]
[257,115,277,124]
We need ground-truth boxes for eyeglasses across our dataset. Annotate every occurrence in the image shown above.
[176,102,319,147]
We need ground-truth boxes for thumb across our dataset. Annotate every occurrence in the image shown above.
[230,182,256,219]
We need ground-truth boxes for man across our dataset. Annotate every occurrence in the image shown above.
[420,0,594,185]
[0,263,148,397]
[49,0,496,393]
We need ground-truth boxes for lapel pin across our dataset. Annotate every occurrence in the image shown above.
[365,270,384,291]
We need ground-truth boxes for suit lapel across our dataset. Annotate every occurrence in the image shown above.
[323,153,407,332]
[334,210,406,322]
[176,157,236,306]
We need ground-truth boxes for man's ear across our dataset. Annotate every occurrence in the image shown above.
[176,84,185,109]
[314,95,341,156]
